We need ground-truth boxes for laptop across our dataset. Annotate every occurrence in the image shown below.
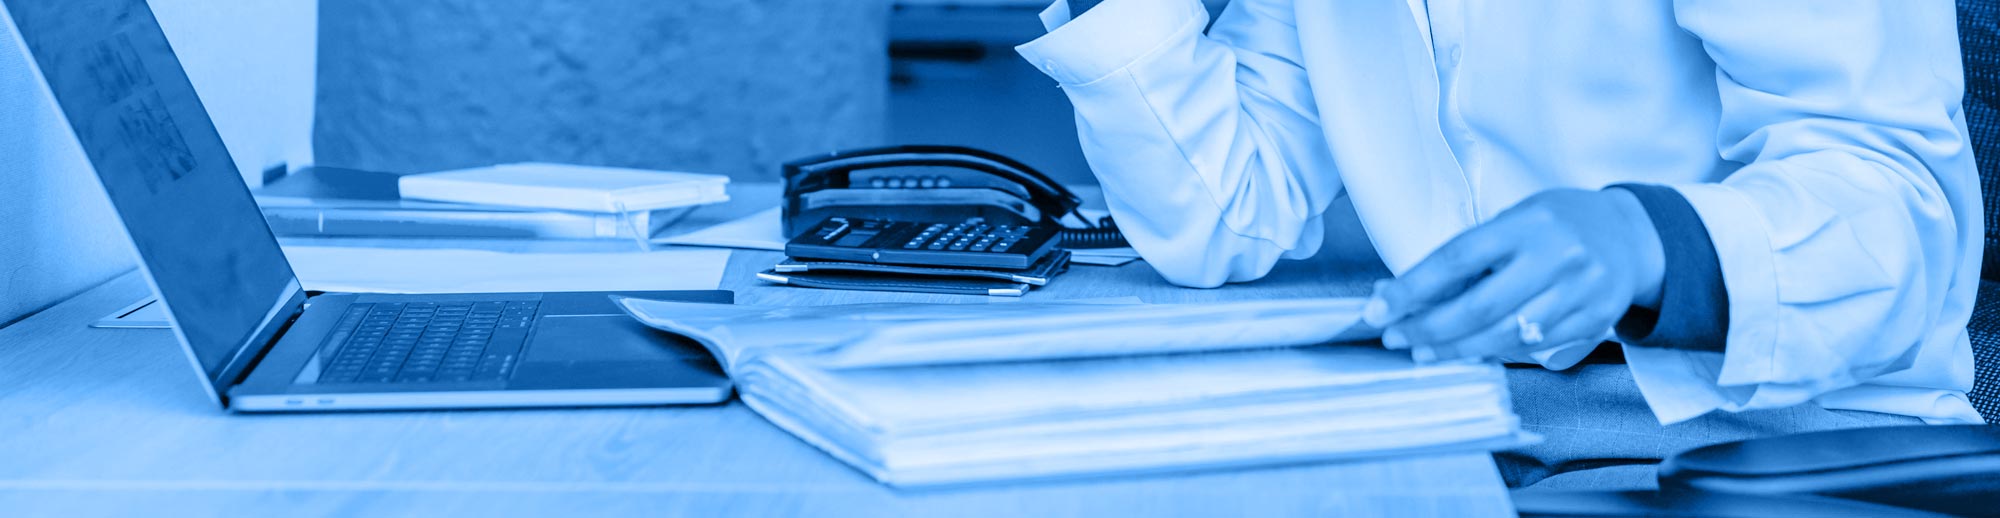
[5,0,733,411]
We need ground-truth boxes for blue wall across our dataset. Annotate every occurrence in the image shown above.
[314,0,892,181]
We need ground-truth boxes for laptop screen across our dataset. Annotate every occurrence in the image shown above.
[7,0,300,391]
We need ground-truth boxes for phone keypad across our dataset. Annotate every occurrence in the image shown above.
[789,216,1060,270]
[901,219,1033,253]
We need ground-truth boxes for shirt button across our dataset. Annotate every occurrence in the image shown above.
[1446,46,1463,65]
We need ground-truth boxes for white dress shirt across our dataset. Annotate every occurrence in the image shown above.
[1016,0,1984,424]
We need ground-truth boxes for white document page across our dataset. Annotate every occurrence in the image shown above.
[1067,248,1141,267]
[282,246,730,293]
[656,206,787,251]
[616,297,1379,371]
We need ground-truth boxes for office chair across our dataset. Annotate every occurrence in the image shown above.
[1514,1,2000,516]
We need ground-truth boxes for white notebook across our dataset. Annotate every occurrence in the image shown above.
[399,162,729,213]
[615,296,1529,487]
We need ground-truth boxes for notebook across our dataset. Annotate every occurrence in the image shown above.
[615,297,1531,487]
[400,163,730,214]
[255,166,683,239]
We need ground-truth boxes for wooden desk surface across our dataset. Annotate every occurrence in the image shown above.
[0,184,1512,517]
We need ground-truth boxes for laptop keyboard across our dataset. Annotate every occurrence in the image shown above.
[315,301,537,384]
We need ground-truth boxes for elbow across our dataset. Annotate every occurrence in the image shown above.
[1132,236,1292,289]
[1107,183,1326,288]
[1149,260,1233,289]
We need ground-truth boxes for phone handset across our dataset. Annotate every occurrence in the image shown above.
[781,145,1127,249]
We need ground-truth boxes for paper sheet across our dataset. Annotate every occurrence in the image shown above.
[283,246,731,294]
[1068,248,1141,266]
[657,207,786,251]
[617,296,1378,371]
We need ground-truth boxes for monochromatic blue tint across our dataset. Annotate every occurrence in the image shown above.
[9,0,299,391]
[314,0,891,181]
[1,0,1997,516]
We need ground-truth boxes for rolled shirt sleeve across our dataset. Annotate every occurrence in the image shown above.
[1623,0,1985,425]
[1037,0,1072,30]
[1020,0,1199,86]
[1015,0,1346,288]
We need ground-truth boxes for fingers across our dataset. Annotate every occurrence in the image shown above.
[1364,222,1519,329]
[1384,244,1574,348]
[1376,189,1641,363]
[1408,287,1562,362]
[1408,316,1516,364]
[1410,278,1624,364]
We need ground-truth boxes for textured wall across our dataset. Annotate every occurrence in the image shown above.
[316,0,891,181]
[0,4,130,326]
[0,1,315,327]
[151,0,317,187]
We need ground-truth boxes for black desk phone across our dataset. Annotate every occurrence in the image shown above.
[781,145,1125,270]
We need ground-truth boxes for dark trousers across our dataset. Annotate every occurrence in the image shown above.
[1498,363,1921,490]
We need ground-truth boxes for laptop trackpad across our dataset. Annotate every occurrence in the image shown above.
[525,316,714,362]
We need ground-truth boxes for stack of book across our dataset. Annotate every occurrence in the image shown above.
[255,164,727,239]
[617,297,1528,487]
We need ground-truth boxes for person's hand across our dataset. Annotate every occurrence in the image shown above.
[1362,188,1666,363]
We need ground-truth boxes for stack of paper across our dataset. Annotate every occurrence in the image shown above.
[255,166,695,240]
[618,298,1527,487]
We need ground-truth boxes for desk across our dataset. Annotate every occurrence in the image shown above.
[0,185,1512,517]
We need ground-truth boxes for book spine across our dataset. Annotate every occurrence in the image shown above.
[261,207,635,239]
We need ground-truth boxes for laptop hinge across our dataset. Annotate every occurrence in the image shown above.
[211,282,309,401]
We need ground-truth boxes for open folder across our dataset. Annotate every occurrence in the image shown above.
[617,297,1530,487]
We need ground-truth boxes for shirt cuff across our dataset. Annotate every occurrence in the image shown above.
[1606,184,1729,353]
[1037,0,1072,30]
[1615,183,1768,424]
[1014,0,1209,86]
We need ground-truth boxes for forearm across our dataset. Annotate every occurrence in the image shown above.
[1624,0,1978,422]
[1057,45,1333,287]
[1019,0,1343,286]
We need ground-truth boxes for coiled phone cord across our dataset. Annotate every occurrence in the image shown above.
[1058,215,1129,249]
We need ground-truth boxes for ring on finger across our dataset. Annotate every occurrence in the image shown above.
[1516,313,1545,346]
